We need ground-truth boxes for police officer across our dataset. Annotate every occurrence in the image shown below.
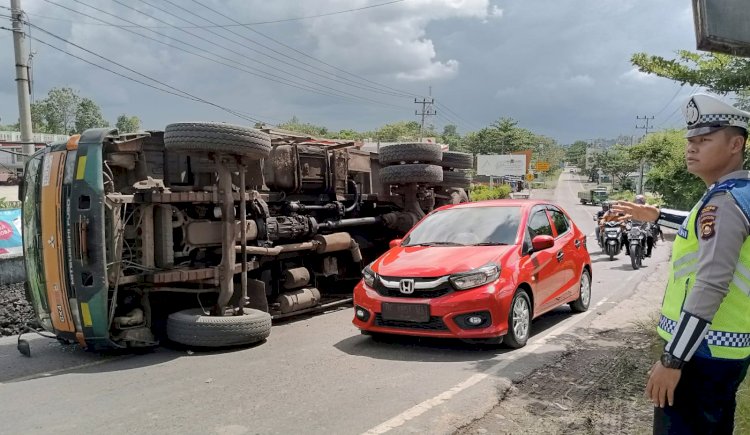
[613,94,750,434]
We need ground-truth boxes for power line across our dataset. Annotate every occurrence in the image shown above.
[28,28,270,124]
[47,0,407,110]
[136,0,412,101]
[188,0,420,99]
[22,1,405,28]
[653,84,685,118]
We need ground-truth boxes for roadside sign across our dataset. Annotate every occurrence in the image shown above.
[476,154,527,177]
[525,173,534,181]
[535,162,550,172]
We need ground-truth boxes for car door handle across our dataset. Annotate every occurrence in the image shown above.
[556,251,564,262]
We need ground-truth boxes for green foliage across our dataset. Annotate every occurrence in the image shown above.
[371,120,428,142]
[441,124,462,150]
[566,141,588,168]
[115,114,141,133]
[593,145,639,187]
[469,184,512,201]
[630,129,705,209]
[29,87,111,134]
[75,98,109,133]
[278,116,329,137]
[463,118,535,155]
[608,190,664,207]
[631,51,750,93]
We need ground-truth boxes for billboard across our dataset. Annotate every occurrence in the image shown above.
[0,208,22,255]
[693,0,750,58]
[476,154,527,177]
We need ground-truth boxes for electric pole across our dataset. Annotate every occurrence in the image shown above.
[11,0,34,158]
[635,115,655,194]
[415,96,436,142]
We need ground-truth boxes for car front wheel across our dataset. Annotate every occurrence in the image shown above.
[503,290,531,348]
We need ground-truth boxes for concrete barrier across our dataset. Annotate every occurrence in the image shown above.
[0,254,25,285]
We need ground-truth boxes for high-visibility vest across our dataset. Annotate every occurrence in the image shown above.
[657,179,750,359]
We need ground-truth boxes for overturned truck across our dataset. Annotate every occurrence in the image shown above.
[19,123,473,351]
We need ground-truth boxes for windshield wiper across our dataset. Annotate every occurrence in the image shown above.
[405,241,467,247]
[473,242,509,246]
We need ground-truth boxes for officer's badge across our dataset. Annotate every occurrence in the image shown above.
[699,215,716,240]
[685,98,700,126]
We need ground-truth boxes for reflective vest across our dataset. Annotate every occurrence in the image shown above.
[657,179,750,359]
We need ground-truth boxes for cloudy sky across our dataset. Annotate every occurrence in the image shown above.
[0,0,705,143]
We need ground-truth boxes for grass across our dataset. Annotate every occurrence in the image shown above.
[469,184,512,201]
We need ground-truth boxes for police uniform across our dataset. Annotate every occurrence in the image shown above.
[653,94,750,434]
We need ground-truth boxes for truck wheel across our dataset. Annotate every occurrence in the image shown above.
[441,151,473,169]
[379,164,443,185]
[378,143,442,165]
[166,308,271,347]
[441,169,472,188]
[164,122,272,159]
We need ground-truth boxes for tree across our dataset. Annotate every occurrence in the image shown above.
[630,129,705,209]
[75,98,109,133]
[631,51,750,107]
[566,140,588,167]
[116,114,141,133]
[440,124,462,150]
[593,145,638,188]
[277,116,329,137]
[372,121,423,141]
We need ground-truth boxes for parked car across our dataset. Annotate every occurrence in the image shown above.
[352,200,592,347]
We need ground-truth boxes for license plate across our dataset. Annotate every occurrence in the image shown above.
[381,303,430,322]
[608,240,617,245]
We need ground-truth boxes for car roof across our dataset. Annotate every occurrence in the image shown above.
[437,199,555,212]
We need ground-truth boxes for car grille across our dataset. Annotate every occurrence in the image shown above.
[374,314,448,331]
[374,276,453,299]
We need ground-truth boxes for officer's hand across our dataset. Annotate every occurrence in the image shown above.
[645,361,682,407]
[612,201,659,223]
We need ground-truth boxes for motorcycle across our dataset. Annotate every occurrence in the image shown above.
[626,221,648,270]
[600,221,623,261]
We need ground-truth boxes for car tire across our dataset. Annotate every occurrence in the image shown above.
[166,308,271,347]
[164,122,272,159]
[503,290,531,348]
[441,169,472,188]
[441,151,473,169]
[570,269,591,313]
[379,164,443,185]
[378,142,442,165]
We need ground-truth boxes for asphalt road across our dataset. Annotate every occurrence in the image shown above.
[0,170,671,435]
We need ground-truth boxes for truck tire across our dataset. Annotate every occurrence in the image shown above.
[378,143,442,165]
[441,170,472,188]
[379,164,443,185]
[441,151,473,169]
[164,122,272,159]
[166,308,271,347]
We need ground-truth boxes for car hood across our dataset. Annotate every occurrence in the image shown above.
[372,245,514,277]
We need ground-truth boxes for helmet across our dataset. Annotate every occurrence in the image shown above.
[635,195,646,205]
[601,201,610,211]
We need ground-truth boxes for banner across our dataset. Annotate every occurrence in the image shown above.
[0,209,22,255]
[476,154,527,177]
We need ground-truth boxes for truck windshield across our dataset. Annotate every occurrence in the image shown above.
[21,151,51,329]
[403,206,521,246]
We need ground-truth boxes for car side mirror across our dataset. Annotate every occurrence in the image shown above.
[531,235,554,252]
[389,239,403,249]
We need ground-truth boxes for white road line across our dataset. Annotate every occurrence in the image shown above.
[362,297,609,435]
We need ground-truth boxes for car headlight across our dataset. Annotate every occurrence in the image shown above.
[362,264,377,287]
[449,264,500,290]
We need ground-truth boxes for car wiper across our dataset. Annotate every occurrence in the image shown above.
[405,241,467,247]
[473,242,509,246]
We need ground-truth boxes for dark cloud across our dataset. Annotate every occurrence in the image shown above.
[0,0,700,142]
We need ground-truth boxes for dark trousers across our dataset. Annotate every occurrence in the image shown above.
[653,354,750,434]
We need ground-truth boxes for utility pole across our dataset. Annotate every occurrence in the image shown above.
[11,0,34,158]
[415,95,436,142]
[635,115,655,194]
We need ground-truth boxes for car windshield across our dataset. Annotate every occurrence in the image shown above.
[403,206,521,247]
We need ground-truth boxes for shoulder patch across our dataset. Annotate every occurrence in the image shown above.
[699,214,716,240]
[701,205,718,214]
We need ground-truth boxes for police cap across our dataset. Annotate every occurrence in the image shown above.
[683,94,750,138]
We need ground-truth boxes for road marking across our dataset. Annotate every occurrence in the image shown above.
[362,297,609,434]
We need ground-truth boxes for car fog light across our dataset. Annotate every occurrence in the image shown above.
[354,306,370,321]
[467,316,483,326]
[356,308,366,318]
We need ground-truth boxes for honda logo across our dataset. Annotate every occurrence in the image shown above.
[399,279,415,294]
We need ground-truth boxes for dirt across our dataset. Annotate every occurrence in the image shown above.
[0,282,36,336]
[456,242,672,435]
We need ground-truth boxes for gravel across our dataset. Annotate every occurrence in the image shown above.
[0,283,36,336]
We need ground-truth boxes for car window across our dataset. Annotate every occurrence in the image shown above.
[402,206,521,246]
[549,210,570,236]
[528,210,553,238]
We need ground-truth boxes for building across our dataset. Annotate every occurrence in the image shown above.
[0,131,68,182]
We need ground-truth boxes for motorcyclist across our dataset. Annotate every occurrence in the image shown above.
[624,195,655,257]
[594,201,610,246]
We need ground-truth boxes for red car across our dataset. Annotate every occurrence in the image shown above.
[353,200,592,347]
